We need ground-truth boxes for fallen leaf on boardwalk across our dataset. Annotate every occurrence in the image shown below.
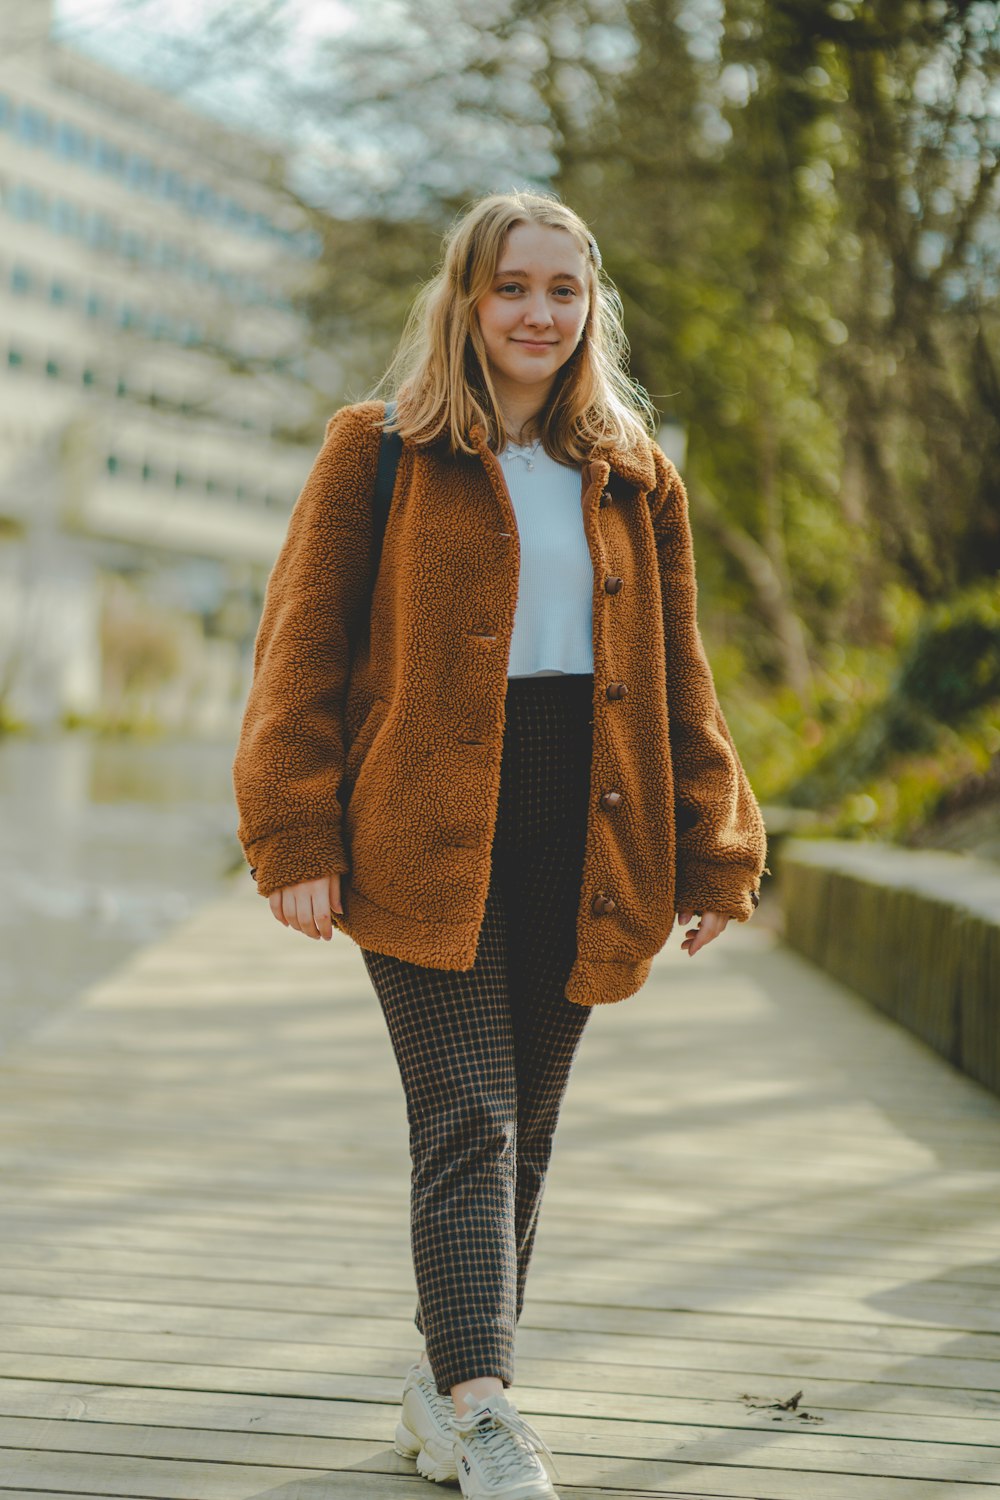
[740,1388,823,1422]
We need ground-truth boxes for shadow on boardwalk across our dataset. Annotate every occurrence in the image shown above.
[1,879,1000,1497]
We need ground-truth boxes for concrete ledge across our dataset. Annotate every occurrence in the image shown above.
[779,838,1000,1094]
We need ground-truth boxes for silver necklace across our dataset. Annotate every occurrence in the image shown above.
[504,436,543,471]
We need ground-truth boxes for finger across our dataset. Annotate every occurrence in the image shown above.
[269,892,289,926]
[683,912,728,955]
[329,872,344,916]
[294,890,321,939]
[313,889,333,941]
[281,887,300,931]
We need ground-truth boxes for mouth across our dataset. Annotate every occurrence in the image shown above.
[512,339,558,349]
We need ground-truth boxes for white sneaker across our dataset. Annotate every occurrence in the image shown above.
[452,1391,560,1499]
[393,1360,459,1483]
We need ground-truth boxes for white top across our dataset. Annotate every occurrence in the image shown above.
[496,437,594,679]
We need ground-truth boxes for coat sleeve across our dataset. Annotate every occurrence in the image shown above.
[648,443,768,921]
[232,402,381,897]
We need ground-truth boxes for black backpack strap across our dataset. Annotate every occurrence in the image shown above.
[372,398,403,582]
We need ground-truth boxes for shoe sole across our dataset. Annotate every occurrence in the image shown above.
[394,1418,458,1484]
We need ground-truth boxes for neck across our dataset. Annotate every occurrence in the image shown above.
[491,376,553,445]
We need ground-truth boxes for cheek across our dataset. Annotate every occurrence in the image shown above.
[478,296,511,338]
[558,299,586,329]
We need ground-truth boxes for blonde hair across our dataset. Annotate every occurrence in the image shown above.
[366,189,657,464]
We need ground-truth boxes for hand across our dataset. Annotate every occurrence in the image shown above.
[677,909,729,957]
[269,872,344,941]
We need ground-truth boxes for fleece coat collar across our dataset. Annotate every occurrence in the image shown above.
[233,400,767,1007]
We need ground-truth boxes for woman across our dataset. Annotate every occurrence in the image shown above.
[233,189,767,1500]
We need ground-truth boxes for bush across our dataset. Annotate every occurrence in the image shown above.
[783,582,1000,809]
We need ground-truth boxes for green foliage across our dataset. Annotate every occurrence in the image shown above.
[775,581,1000,810]
[895,586,1000,724]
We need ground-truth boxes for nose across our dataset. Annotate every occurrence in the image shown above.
[522,293,554,329]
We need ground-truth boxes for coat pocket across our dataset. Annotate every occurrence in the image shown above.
[342,696,388,800]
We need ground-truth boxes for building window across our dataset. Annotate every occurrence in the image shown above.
[115,376,128,396]
[106,454,120,474]
[162,170,186,202]
[192,183,217,215]
[16,105,49,144]
[9,183,42,220]
[10,266,30,294]
[7,349,23,368]
[0,93,11,129]
[94,138,125,174]
[82,368,96,386]
[49,281,68,305]
[49,199,79,235]
[85,292,103,318]
[124,153,156,190]
[45,358,59,378]
[55,121,89,160]
[84,213,116,250]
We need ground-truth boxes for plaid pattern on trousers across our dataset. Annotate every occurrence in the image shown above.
[361,671,596,1395]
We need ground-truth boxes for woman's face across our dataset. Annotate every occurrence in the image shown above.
[474,221,590,402]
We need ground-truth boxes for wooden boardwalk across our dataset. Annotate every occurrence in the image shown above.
[2,879,1000,1498]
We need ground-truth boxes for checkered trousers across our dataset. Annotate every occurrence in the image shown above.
[361,671,595,1395]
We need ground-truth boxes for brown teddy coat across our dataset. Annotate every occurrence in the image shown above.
[232,399,767,1007]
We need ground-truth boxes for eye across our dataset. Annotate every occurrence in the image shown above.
[497,283,523,294]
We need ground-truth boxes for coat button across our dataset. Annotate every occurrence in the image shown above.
[606,680,628,700]
[599,489,613,507]
[592,893,617,915]
[604,575,624,594]
[750,889,760,909]
[600,790,622,810]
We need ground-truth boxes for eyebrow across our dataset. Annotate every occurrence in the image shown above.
[494,268,584,285]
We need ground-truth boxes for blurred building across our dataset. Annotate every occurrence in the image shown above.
[0,0,339,734]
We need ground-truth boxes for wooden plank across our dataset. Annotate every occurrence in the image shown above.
[5,1166,1000,1246]
[2,1343,999,1434]
[6,1197,1000,1270]
[0,1266,997,1334]
[1,1243,998,1313]
[2,1383,1000,1456]
[2,1442,1000,1498]
[9,1284,1000,1364]
[2,1409,1000,1483]
[0,1212,994,1299]
[5,1314,1000,1392]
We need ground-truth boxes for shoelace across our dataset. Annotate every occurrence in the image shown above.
[418,1369,455,1426]
[452,1398,562,1485]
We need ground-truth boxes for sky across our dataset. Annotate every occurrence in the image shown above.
[52,0,357,142]
[49,0,565,216]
